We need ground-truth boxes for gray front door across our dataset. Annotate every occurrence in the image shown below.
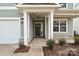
[35,23,41,37]
[34,21,45,38]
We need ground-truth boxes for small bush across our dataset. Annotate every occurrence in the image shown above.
[75,39,79,45]
[59,38,66,46]
[46,39,55,50]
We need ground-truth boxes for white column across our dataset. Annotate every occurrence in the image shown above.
[48,13,51,39]
[48,11,54,39]
[50,11,54,39]
[24,11,28,45]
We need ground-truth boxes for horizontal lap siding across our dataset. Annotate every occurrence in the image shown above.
[0,9,21,17]
[0,3,16,6]
[0,3,22,17]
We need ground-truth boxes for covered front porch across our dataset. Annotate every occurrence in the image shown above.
[17,3,79,46]
[17,4,60,46]
[23,11,54,45]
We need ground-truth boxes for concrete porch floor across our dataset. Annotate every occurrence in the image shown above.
[29,38,47,47]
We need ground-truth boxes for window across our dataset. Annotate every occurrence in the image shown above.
[59,3,66,8]
[53,20,59,32]
[60,20,66,32]
[53,20,67,32]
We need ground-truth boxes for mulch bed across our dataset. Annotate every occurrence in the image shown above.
[14,45,30,53]
[43,44,79,56]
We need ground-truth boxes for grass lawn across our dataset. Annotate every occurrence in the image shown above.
[74,35,79,39]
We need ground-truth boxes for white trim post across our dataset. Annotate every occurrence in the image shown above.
[48,11,54,39]
[23,11,28,45]
[48,13,51,39]
[50,11,54,39]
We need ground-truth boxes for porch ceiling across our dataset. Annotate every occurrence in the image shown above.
[30,12,48,18]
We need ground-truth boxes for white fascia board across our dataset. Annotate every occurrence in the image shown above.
[16,5,61,8]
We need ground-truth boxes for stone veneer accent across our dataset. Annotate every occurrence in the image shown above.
[53,35,74,43]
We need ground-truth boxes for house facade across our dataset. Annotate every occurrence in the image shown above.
[0,3,79,45]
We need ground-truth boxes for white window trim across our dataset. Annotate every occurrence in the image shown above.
[53,19,68,33]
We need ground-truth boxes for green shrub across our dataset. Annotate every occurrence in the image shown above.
[75,39,79,45]
[59,38,66,46]
[46,39,55,50]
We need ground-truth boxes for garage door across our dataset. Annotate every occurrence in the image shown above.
[0,20,19,44]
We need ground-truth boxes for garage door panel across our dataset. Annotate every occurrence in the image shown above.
[0,20,19,44]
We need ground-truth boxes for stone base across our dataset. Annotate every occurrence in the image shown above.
[53,35,74,43]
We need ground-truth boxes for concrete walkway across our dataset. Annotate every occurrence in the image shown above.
[27,38,46,56]
[29,38,47,47]
[28,47,43,56]
[13,53,28,56]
